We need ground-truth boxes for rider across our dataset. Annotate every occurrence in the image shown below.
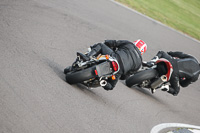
[64,39,147,91]
[145,51,200,96]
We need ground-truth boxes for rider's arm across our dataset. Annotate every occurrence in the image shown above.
[167,51,194,59]
[104,40,117,48]
[104,40,132,48]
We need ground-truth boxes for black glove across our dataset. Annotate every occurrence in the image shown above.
[142,61,154,67]
[103,82,113,91]
[151,56,159,62]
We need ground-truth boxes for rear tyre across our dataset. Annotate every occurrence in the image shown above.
[65,66,96,84]
[125,68,158,87]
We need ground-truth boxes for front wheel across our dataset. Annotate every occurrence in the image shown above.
[125,68,158,87]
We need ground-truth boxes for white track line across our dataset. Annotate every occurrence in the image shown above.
[150,123,200,133]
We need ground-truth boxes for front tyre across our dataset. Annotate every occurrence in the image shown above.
[125,68,158,87]
[65,66,96,84]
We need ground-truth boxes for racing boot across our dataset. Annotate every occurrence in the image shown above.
[160,84,170,92]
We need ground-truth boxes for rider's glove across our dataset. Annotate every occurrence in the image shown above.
[142,56,159,67]
[142,61,154,67]
[151,56,159,62]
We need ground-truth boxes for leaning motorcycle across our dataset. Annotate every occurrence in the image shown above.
[65,52,120,88]
[125,58,173,93]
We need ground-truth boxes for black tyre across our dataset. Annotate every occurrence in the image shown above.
[65,66,96,84]
[125,68,158,87]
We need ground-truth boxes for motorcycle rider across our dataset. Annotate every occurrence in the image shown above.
[145,51,200,96]
[64,39,147,91]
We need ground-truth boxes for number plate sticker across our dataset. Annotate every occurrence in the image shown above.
[96,62,112,77]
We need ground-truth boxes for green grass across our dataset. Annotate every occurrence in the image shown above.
[116,0,200,41]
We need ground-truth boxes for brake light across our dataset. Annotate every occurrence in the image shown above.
[112,61,118,71]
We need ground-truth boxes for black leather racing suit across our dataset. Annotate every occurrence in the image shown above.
[156,51,200,96]
[89,40,142,90]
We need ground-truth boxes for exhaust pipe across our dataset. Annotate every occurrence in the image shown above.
[151,75,167,89]
[100,80,107,87]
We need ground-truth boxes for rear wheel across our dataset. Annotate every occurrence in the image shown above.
[125,68,158,87]
[65,66,96,84]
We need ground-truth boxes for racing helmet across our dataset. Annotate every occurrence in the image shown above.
[134,39,147,55]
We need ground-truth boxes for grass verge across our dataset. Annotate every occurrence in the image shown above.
[116,0,200,41]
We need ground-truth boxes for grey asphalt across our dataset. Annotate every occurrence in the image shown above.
[0,0,200,133]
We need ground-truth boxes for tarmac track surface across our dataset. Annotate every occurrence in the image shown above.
[0,0,200,133]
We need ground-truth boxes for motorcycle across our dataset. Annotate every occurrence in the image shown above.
[125,58,173,93]
[64,52,120,88]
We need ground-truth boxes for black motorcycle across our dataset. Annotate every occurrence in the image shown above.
[126,58,173,93]
[65,52,120,88]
